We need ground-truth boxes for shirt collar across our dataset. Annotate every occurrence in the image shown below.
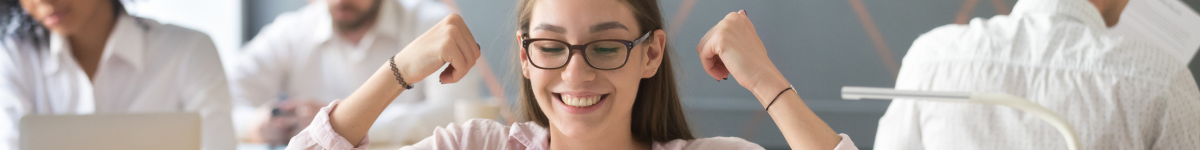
[1011,0,1108,30]
[46,31,66,74]
[311,7,334,42]
[372,0,403,38]
[103,13,147,72]
[312,0,404,43]
[45,13,145,74]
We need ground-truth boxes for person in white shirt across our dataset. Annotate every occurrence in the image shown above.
[227,0,482,146]
[0,0,234,150]
[876,0,1200,149]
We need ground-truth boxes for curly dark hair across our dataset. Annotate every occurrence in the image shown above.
[1,0,125,50]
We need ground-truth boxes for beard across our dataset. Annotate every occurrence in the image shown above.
[331,0,382,31]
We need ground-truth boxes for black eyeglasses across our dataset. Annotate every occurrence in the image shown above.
[521,31,652,70]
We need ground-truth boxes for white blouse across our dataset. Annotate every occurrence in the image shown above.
[0,14,234,150]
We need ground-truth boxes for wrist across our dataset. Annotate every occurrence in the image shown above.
[749,75,792,107]
[389,55,418,89]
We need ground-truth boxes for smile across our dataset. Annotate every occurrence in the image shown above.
[554,93,608,108]
[561,94,604,107]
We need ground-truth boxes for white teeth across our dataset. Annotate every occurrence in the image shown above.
[562,95,601,107]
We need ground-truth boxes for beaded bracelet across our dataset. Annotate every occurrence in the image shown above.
[389,56,414,89]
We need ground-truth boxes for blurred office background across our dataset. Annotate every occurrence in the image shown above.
[124,0,1200,149]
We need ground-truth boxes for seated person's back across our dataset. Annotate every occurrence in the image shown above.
[875,0,1200,149]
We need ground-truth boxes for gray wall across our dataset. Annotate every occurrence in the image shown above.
[243,0,1200,149]
[243,0,309,41]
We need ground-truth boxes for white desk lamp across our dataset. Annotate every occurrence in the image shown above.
[841,86,1081,150]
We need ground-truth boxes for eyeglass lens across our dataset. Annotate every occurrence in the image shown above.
[527,40,629,69]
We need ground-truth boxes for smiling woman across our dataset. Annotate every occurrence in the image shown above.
[285,0,856,150]
[515,0,694,148]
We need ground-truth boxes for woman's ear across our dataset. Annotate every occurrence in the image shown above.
[641,29,667,78]
[517,31,531,78]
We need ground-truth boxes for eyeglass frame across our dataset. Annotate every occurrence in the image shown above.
[521,31,653,70]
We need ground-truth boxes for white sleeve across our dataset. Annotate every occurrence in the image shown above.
[873,99,925,150]
[874,62,931,150]
[229,21,294,108]
[188,77,237,150]
[0,43,31,150]
[0,92,23,150]
[1151,71,1200,150]
[229,5,323,140]
[179,34,237,150]
[873,26,966,149]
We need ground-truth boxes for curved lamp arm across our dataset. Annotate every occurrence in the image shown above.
[841,86,1081,150]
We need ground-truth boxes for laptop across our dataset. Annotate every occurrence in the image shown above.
[20,113,202,150]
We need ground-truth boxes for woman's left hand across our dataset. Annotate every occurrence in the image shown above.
[696,10,791,104]
[697,11,844,150]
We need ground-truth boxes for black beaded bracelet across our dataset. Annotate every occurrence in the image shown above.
[765,85,795,111]
[389,56,414,89]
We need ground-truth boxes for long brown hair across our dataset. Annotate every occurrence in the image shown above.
[515,0,694,144]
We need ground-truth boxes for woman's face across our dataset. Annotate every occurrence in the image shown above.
[520,0,665,140]
[19,0,111,35]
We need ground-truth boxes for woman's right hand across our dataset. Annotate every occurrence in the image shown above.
[392,14,481,85]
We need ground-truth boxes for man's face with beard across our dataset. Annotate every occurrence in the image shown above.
[327,0,381,31]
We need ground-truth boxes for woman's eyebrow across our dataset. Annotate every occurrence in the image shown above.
[534,24,566,33]
[590,22,628,33]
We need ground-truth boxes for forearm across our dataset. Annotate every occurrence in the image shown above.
[329,60,409,146]
[697,9,844,150]
[762,90,841,150]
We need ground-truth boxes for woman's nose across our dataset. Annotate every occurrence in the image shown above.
[560,52,596,82]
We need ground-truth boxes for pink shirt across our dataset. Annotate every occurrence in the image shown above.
[286,100,859,150]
